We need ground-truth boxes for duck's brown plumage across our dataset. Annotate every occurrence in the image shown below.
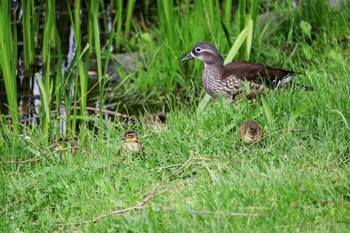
[222,61,300,85]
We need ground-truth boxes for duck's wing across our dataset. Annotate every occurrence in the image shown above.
[223,61,301,88]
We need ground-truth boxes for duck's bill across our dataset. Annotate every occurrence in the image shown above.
[181,52,194,62]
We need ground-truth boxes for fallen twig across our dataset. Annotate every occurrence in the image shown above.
[76,106,130,119]
[136,156,193,207]
[145,162,202,172]
[163,207,270,217]
[6,146,84,165]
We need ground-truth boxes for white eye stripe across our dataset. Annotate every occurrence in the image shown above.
[195,48,217,55]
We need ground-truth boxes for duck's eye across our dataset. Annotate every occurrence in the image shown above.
[195,47,202,52]
[247,129,253,135]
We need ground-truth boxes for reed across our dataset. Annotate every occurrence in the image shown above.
[111,0,124,50]
[0,0,19,133]
[223,0,233,26]
[125,0,136,36]
[40,0,57,141]
[54,33,64,136]
[21,0,36,69]
[89,1,104,114]
[66,0,89,133]
[158,0,176,46]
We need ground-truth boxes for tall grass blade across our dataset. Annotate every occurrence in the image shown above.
[158,0,175,45]
[238,0,247,60]
[332,110,350,130]
[114,0,123,50]
[75,0,88,118]
[102,14,118,94]
[35,73,50,124]
[196,94,212,115]
[237,0,259,60]
[221,20,232,48]
[90,1,104,114]
[40,0,57,141]
[288,104,307,129]
[125,0,136,35]
[67,0,89,130]
[250,0,259,27]
[54,33,63,135]
[261,96,274,127]
[223,0,233,26]
[21,0,36,69]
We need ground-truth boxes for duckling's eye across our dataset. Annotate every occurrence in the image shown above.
[195,47,202,52]
[247,129,253,135]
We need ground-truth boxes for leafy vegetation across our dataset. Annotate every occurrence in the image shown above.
[1,0,350,231]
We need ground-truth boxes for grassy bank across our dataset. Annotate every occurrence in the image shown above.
[1,40,350,230]
[1,0,350,232]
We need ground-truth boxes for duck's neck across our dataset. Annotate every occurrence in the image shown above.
[203,63,223,79]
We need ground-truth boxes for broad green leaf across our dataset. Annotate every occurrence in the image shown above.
[35,73,50,123]
[246,19,254,59]
[196,93,212,115]
[288,104,307,128]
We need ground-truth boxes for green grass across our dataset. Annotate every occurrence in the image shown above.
[1,0,350,232]
[1,45,350,231]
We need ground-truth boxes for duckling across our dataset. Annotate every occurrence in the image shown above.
[122,130,144,152]
[144,112,168,132]
[238,120,263,144]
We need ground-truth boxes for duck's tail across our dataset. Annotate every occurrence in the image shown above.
[273,72,313,91]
